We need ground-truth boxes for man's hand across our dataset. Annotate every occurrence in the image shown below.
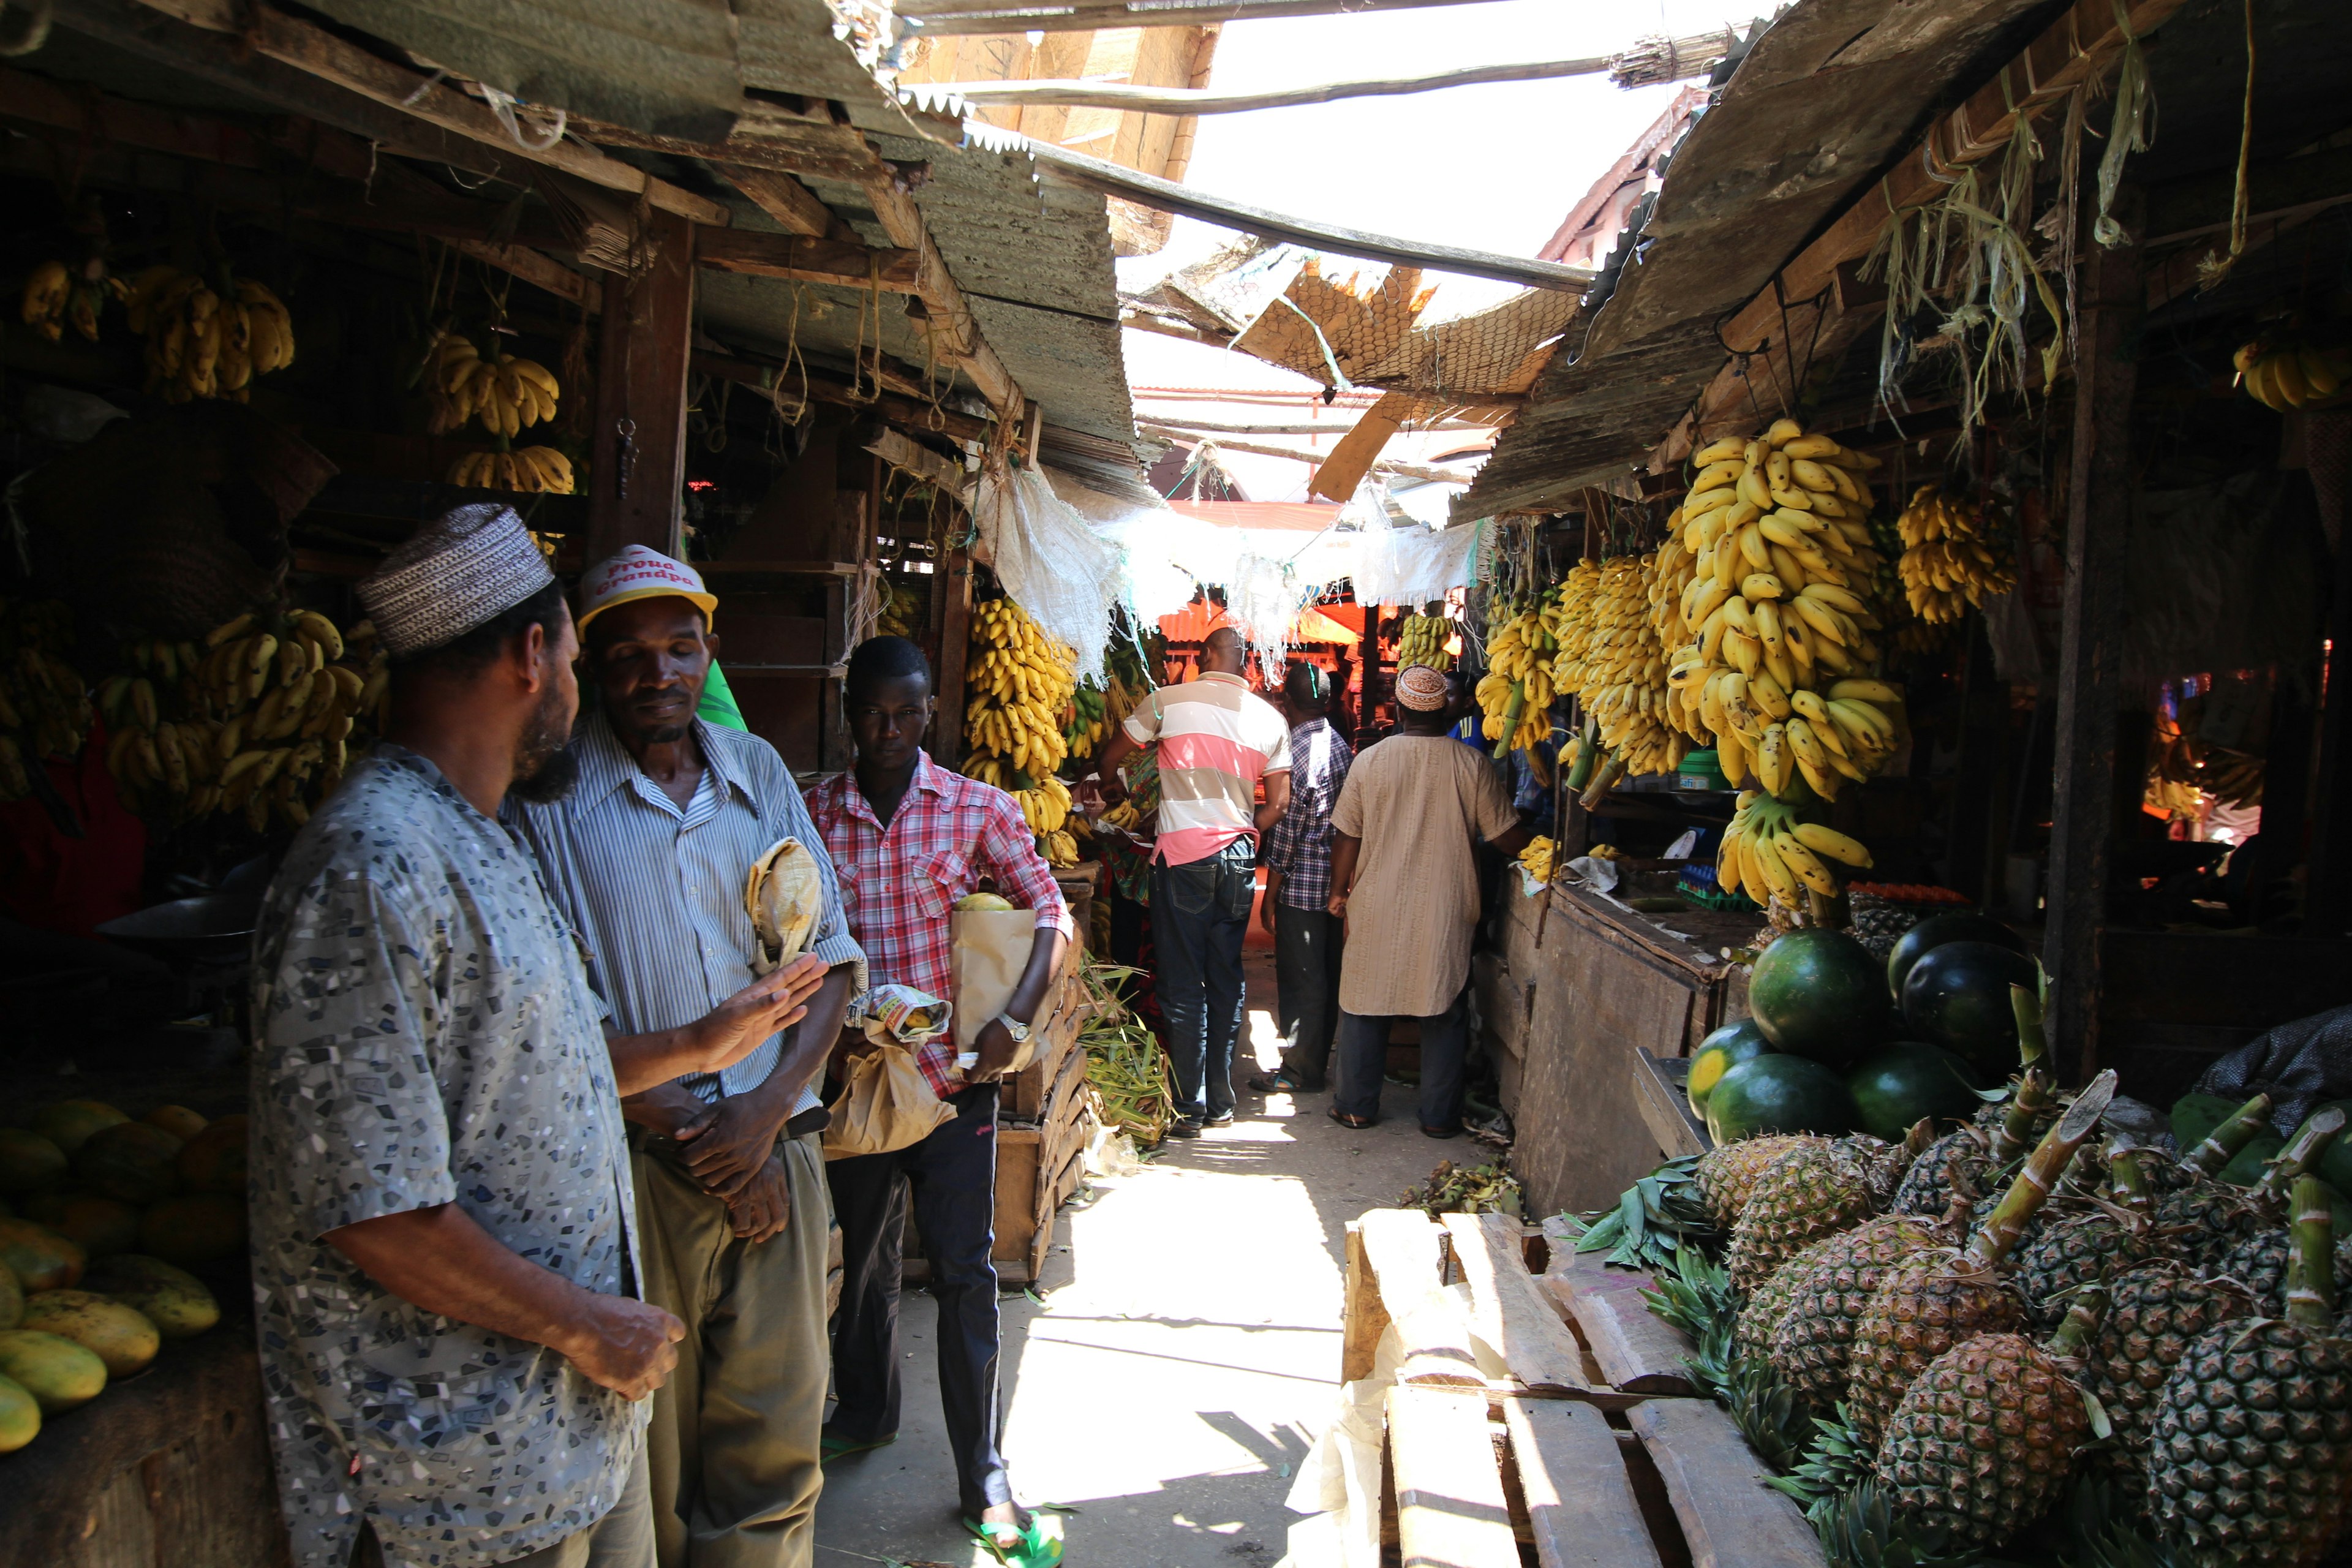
[692,953,827,1076]
[724,1157,793,1243]
[622,1081,720,1143]
[681,1093,788,1200]
[966,1017,1025,1084]
[1260,872,1281,935]
[1096,771,1128,807]
[557,1295,687,1401]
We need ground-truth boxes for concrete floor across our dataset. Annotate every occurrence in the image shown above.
[813,948,1450,1568]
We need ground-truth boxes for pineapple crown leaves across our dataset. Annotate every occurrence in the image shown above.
[1766,1403,1877,1514]
[1640,1243,1738,1396]
[1721,1352,1811,1474]
[1574,1156,1719,1270]
[1807,1479,1994,1568]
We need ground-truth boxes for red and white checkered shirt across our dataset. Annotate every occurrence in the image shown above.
[804,751,1073,1098]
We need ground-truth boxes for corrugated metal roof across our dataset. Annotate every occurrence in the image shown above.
[1461,0,2057,517]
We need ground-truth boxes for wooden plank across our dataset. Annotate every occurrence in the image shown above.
[1359,1208,1483,1387]
[1502,1397,1665,1568]
[861,169,1029,418]
[1342,1221,1391,1384]
[863,426,973,499]
[1626,1399,1817,1568]
[1387,1385,1522,1568]
[2043,194,2143,1082]
[585,208,697,562]
[1310,391,1431,501]
[1631,1050,1709,1161]
[933,543,976,767]
[1025,141,1596,294]
[693,230,924,292]
[1542,1276,1696,1397]
[715,163,851,240]
[932,54,1632,113]
[1441,1212,1591,1396]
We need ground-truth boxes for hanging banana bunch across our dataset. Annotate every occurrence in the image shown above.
[434,333,576,494]
[2234,336,2352,412]
[1555,553,1683,779]
[960,598,1080,858]
[122,268,296,403]
[1397,611,1454,671]
[1715,789,1876,909]
[0,600,95,802]
[20,258,109,344]
[1894,484,2016,624]
[1475,592,1555,756]
[100,609,385,832]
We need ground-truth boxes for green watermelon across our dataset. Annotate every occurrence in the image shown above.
[1687,1021,1774,1118]
[1886,913,2027,998]
[1705,1055,1859,1142]
[1900,941,2040,1077]
[1747,929,1890,1068]
[2171,1092,2238,1153]
[1845,1043,1985,1142]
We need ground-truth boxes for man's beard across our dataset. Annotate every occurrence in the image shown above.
[636,721,690,746]
[510,687,579,804]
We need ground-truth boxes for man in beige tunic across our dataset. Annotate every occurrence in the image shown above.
[1325,664,1531,1135]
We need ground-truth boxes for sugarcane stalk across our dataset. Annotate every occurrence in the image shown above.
[1564,714,1600,791]
[2010,981,2048,1069]
[1492,680,1526,760]
[2051,1283,2108,1355]
[1990,1068,2058,1164]
[2287,1174,2337,1330]
[2108,1145,2152,1218]
[2260,1108,2346,1201]
[1580,753,1626,810]
[2182,1093,2274,1178]
[1966,1069,2117,1269]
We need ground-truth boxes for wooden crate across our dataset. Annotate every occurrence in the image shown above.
[1346,1206,1822,1567]
[1000,940,1087,1121]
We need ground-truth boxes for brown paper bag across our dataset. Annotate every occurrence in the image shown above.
[823,1041,956,1161]
[951,908,1042,1066]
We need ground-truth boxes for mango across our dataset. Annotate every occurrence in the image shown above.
[0,1259,18,1330]
[142,1106,209,1142]
[0,1329,105,1412]
[0,1374,36,1452]
[22,1191,140,1259]
[74,1122,183,1205]
[176,1115,247,1196]
[138,1191,246,1269]
[29,1100,128,1156]
[0,1128,67,1194]
[0,1219,83,1291]
[83,1254,219,1340]
[21,1291,159,1378]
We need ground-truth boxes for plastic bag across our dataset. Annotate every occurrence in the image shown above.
[1348,516,1488,608]
[973,460,1123,682]
[2193,1005,2352,1137]
[823,1042,956,1160]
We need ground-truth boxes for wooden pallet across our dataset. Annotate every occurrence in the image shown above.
[1348,1207,1820,1567]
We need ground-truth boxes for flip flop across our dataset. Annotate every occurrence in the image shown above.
[1327,1107,1376,1130]
[820,1432,895,1463]
[965,1511,1064,1567]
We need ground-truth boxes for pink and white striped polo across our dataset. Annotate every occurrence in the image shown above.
[1120,671,1292,866]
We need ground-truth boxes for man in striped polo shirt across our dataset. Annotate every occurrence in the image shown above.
[1098,626,1291,1137]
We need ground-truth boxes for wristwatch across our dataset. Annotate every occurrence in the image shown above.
[993,1014,1032,1044]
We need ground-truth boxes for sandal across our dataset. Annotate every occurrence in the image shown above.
[1420,1121,1463,1140]
[820,1432,896,1463]
[965,1511,1064,1567]
[1327,1107,1377,1130]
[1245,1070,1299,1093]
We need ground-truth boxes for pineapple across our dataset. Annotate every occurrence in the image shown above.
[1845,1071,2116,1442]
[2012,1145,2158,1328]
[1875,1288,2106,1548]
[1891,1123,1993,1219]
[1725,1139,1884,1291]
[1695,1134,1823,1228]
[1733,1235,1824,1362]
[2146,1176,2352,1566]
[2149,1093,2277,1272]
[1765,1215,1945,1407]
[2204,1110,2351,1315]
[2078,1262,2257,1473]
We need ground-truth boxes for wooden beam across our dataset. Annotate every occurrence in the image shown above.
[586,209,697,562]
[1142,424,1476,485]
[895,0,1502,35]
[110,0,728,225]
[1310,391,1428,502]
[1386,1386,1521,1568]
[1147,413,1489,436]
[1025,140,1594,294]
[931,55,1622,114]
[715,164,852,241]
[692,350,994,445]
[861,167,1028,419]
[861,426,972,498]
[693,230,924,292]
[933,543,976,766]
[2043,194,2143,1083]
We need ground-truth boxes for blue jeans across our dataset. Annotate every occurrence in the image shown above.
[1152,843,1255,1120]
[1335,988,1472,1130]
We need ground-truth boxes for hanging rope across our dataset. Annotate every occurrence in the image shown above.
[2093,0,2154,246]
[2196,0,2257,288]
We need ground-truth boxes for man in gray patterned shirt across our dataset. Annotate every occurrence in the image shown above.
[251,508,829,1568]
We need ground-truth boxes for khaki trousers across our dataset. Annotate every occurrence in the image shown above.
[632,1131,831,1568]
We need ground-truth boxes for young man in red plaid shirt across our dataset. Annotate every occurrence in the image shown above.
[802,636,1071,1564]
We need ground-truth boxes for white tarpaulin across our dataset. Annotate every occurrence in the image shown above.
[1349,516,1490,608]
[973,460,1126,682]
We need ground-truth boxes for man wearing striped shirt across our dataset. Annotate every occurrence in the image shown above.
[1097,626,1290,1136]
[511,549,864,1568]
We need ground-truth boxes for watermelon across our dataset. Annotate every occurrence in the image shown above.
[1886,913,2028,998]
[1901,941,2041,1077]
[1747,929,1891,1068]
[1705,1055,1859,1142]
[1845,1043,1985,1142]
[1687,1021,1774,1118]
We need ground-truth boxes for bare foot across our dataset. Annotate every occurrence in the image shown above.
[979,1499,1027,1542]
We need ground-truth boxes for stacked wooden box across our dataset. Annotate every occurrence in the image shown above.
[1343,1207,1822,1568]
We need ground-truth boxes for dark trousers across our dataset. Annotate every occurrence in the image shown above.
[1151,844,1254,1120]
[824,1084,1009,1516]
[1273,904,1343,1090]
[1335,988,1472,1130]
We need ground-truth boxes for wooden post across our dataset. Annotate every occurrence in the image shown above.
[586,208,696,565]
[2305,476,2352,936]
[933,543,976,766]
[2043,196,2143,1080]
[1943,619,2003,903]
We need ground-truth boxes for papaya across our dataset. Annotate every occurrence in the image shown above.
[73,1121,183,1205]
[0,1128,67,1194]
[21,1190,139,1259]
[29,1100,128,1156]
[137,1192,246,1270]
[0,1218,83,1291]
[0,1373,34,1452]
[20,1291,159,1378]
[82,1255,219,1340]
[176,1115,247,1196]
[0,1259,18,1330]
[0,1329,106,1412]
[142,1106,209,1142]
